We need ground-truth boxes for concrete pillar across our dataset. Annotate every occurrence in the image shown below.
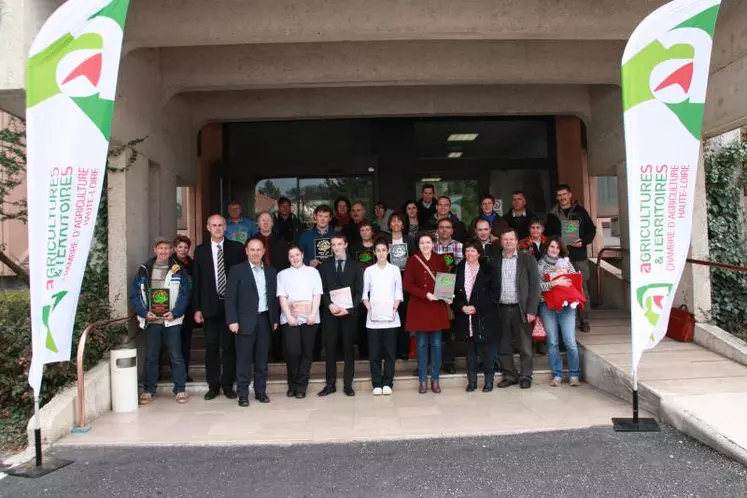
[673,146,711,322]
[195,124,223,245]
[555,116,591,209]
[107,152,150,317]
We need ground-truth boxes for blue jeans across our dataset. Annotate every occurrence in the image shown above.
[416,331,442,383]
[144,323,187,394]
[539,303,580,378]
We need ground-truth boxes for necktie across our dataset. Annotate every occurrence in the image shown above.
[216,244,226,297]
[336,259,343,277]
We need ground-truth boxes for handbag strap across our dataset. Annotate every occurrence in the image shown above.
[414,255,437,283]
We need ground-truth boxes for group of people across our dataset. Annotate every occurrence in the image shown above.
[131,182,596,405]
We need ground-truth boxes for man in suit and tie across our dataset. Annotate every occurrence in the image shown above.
[225,237,280,406]
[318,233,363,397]
[192,214,246,400]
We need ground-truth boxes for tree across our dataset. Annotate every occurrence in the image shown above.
[258,179,282,199]
[0,116,145,285]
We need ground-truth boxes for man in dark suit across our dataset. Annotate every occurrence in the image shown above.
[192,214,246,400]
[318,233,363,397]
[225,237,280,406]
[490,228,541,389]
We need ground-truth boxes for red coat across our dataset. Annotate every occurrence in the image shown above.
[403,251,451,332]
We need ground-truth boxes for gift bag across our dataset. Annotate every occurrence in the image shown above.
[666,305,695,342]
[532,317,547,342]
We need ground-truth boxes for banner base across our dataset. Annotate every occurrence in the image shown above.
[4,457,73,478]
[612,417,661,432]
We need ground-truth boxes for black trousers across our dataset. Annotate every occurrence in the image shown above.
[396,293,410,359]
[203,309,236,392]
[498,304,533,380]
[323,314,356,388]
[283,323,318,394]
[235,313,271,398]
[357,304,369,359]
[467,340,495,387]
[271,325,284,363]
[367,327,397,388]
[180,307,194,375]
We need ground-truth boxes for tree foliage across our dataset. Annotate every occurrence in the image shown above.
[704,139,747,339]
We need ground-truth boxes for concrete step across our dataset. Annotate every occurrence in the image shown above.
[156,370,554,395]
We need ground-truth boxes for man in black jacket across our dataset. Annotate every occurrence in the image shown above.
[417,183,438,228]
[318,233,364,397]
[502,190,537,240]
[192,214,246,400]
[225,237,280,407]
[545,184,597,332]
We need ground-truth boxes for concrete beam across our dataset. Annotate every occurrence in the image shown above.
[587,86,625,177]
[160,40,623,97]
[187,84,592,127]
[124,0,667,51]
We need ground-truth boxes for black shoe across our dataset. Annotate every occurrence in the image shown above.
[186,375,194,383]
[204,389,219,400]
[238,397,249,407]
[498,379,518,388]
[465,383,477,392]
[344,386,355,397]
[286,388,296,398]
[318,385,337,397]
[581,321,591,333]
[295,392,306,399]
[255,393,271,403]
[493,363,501,373]
[483,384,494,393]
[519,378,532,389]
[223,389,238,400]
[442,364,457,375]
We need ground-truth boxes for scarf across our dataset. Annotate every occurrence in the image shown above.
[480,211,497,224]
[543,254,559,266]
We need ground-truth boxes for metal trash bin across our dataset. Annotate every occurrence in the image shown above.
[110,345,138,413]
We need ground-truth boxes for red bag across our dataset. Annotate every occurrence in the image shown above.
[666,305,695,342]
[532,317,547,342]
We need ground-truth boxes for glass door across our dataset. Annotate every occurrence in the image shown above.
[414,179,479,223]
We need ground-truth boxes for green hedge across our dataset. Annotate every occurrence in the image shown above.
[705,139,747,340]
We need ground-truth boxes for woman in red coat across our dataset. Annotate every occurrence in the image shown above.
[404,232,451,394]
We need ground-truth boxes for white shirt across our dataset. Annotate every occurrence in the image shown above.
[250,263,268,313]
[211,238,225,288]
[362,262,403,329]
[276,265,323,324]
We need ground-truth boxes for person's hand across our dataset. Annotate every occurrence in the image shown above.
[392,307,398,320]
[194,311,204,324]
[306,314,316,326]
[463,305,476,315]
[286,316,298,327]
[163,312,174,321]
[553,277,572,288]
[336,308,349,316]
[228,323,239,333]
[329,303,342,314]
[571,239,583,248]
[272,323,279,331]
[146,312,158,321]
[426,292,438,301]
[527,313,536,323]
[310,259,322,267]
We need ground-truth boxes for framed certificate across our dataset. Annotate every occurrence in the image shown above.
[434,272,456,300]
[289,300,312,322]
[315,238,332,260]
[389,243,408,269]
[149,288,171,317]
[371,300,395,322]
[561,220,581,246]
[330,287,354,309]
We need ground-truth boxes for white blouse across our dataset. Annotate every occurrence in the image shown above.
[362,262,404,329]
[276,265,323,325]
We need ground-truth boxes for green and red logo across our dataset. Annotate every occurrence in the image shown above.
[41,291,68,353]
[636,283,674,338]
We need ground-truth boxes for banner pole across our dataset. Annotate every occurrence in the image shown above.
[33,392,42,467]
[632,367,639,424]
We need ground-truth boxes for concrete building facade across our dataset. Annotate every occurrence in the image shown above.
[0,0,746,319]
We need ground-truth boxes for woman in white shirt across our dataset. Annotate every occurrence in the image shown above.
[362,238,403,395]
[277,243,323,399]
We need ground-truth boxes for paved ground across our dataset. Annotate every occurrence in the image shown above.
[1,426,746,497]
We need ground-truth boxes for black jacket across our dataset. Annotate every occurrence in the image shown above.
[319,257,364,317]
[545,202,597,262]
[502,210,538,240]
[417,198,437,228]
[489,251,541,322]
[428,213,468,243]
[272,213,305,243]
[224,262,280,334]
[452,260,499,343]
[259,233,289,271]
[192,239,246,318]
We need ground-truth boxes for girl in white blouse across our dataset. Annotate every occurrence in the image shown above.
[362,238,403,395]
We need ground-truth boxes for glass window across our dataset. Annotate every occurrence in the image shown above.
[414,180,479,223]
[597,176,619,215]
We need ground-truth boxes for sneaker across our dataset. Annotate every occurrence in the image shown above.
[372,387,383,396]
[138,392,153,405]
[382,386,393,395]
[569,377,582,387]
[550,377,563,387]
[175,392,188,404]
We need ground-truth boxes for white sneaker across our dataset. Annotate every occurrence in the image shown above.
[382,386,393,395]
[373,387,383,396]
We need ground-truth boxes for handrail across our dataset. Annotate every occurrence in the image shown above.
[75,314,135,431]
[594,246,747,305]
